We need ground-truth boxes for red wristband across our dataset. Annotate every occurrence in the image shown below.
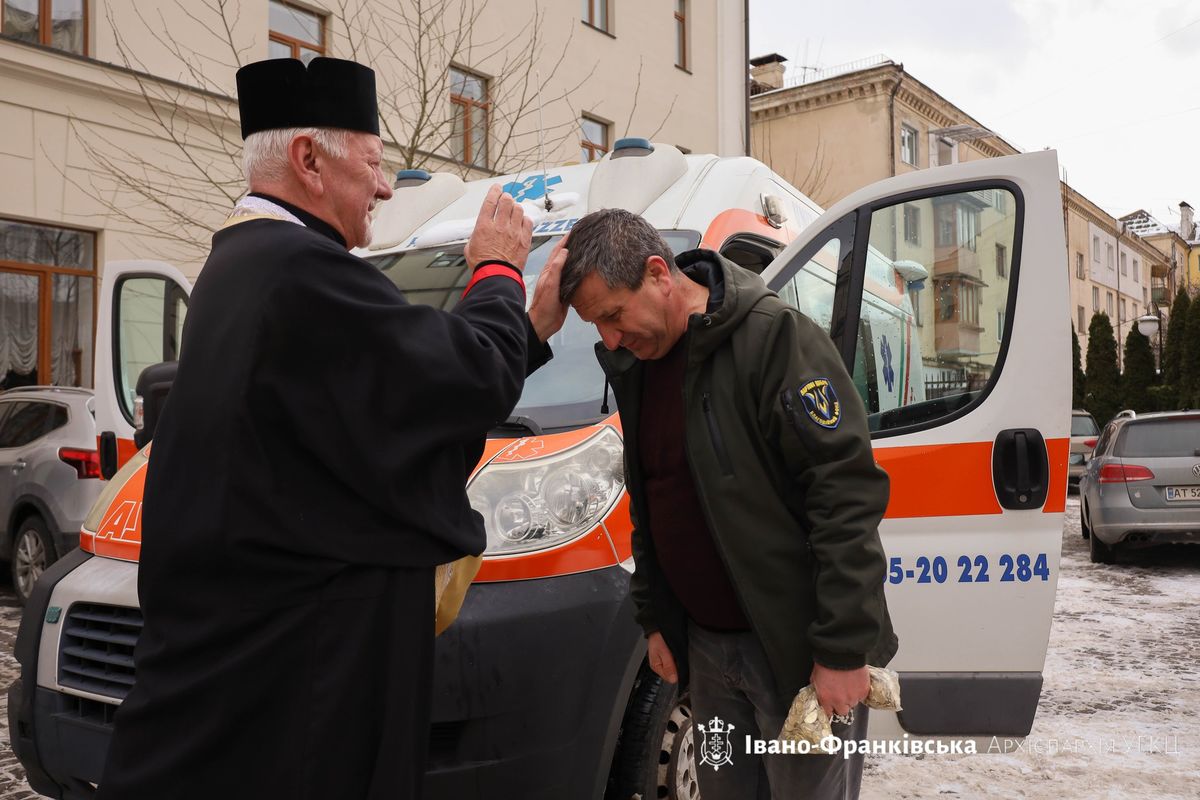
[462,262,525,297]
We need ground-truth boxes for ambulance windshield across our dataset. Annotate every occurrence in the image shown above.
[367,231,699,430]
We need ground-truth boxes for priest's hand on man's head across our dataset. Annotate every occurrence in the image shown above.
[527,234,569,343]
[465,185,534,271]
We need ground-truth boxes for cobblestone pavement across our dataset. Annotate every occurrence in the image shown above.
[0,573,41,800]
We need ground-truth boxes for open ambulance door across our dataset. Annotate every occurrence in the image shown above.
[94,261,192,478]
[760,150,1068,742]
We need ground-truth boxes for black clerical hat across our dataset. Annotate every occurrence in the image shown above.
[236,57,379,140]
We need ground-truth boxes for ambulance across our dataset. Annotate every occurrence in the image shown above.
[9,141,1068,800]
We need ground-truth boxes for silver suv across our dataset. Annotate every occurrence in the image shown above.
[0,387,102,602]
[1079,411,1200,563]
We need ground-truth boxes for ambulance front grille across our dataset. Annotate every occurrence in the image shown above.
[58,603,144,701]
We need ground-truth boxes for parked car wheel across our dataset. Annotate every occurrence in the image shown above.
[1088,521,1116,564]
[607,664,699,800]
[11,515,55,604]
[1080,502,1091,540]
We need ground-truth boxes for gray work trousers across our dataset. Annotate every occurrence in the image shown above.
[687,621,868,800]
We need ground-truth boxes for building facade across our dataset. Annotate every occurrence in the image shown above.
[0,0,746,390]
[748,55,1180,374]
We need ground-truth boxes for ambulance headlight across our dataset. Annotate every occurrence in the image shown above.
[468,427,625,556]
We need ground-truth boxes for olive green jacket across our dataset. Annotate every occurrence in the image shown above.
[597,250,897,698]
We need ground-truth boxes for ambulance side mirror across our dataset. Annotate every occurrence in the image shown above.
[134,361,179,449]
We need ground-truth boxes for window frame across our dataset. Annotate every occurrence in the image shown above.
[1,217,97,389]
[268,0,326,60]
[580,114,610,163]
[1075,252,1085,279]
[582,0,611,33]
[900,124,919,167]
[449,65,491,169]
[768,179,1026,440]
[674,0,688,70]
[902,203,920,245]
[1,0,88,55]
[110,273,188,426]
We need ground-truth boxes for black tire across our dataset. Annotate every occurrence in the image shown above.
[11,514,56,605]
[1088,519,1116,564]
[1080,502,1090,540]
[607,664,700,800]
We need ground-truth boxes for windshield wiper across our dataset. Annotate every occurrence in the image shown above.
[494,415,544,436]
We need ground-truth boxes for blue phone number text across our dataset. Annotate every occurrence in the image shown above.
[887,554,1051,585]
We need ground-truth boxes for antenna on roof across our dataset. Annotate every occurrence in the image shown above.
[535,70,551,212]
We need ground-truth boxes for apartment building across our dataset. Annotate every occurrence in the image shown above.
[0,0,746,390]
[748,54,1180,372]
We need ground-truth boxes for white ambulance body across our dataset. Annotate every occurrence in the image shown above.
[10,142,1068,800]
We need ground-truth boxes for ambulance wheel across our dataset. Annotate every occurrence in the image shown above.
[607,663,700,800]
[11,514,55,605]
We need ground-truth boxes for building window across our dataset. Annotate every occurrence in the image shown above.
[580,116,609,163]
[1093,235,1100,262]
[2,0,86,54]
[900,124,918,167]
[1132,302,1138,319]
[959,282,980,326]
[0,218,96,389]
[958,206,979,251]
[1092,286,1099,312]
[1106,243,1113,268]
[1120,251,1127,275]
[674,1,687,69]
[903,204,920,245]
[268,1,324,62]
[993,191,1007,213]
[1120,298,1126,323]
[582,0,609,32]
[996,309,1006,342]
[996,243,1007,278]
[1106,292,1113,316]
[1075,252,1085,279]
[1077,305,1085,334]
[936,138,954,166]
[449,66,489,168]
[1133,259,1139,283]
[1143,287,1148,304]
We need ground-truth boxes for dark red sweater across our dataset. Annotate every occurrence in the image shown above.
[639,336,749,631]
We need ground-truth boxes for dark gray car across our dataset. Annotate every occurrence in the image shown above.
[1079,411,1200,563]
[0,387,102,602]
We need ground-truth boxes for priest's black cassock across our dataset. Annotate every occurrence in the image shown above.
[96,189,548,799]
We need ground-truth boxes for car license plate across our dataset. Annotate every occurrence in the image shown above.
[1165,485,1200,501]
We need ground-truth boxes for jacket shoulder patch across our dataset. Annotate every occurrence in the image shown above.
[797,378,841,430]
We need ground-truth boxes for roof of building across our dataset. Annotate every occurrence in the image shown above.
[1120,209,1172,237]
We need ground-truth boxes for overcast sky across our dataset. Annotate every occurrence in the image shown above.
[749,0,1200,226]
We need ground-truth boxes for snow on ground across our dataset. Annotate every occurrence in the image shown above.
[861,497,1200,799]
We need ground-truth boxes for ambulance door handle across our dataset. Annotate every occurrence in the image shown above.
[992,428,1049,510]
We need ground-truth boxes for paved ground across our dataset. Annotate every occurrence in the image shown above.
[0,497,1196,798]
[862,497,1200,799]
[0,572,41,800]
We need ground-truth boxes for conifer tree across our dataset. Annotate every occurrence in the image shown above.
[1122,328,1155,413]
[1084,313,1121,425]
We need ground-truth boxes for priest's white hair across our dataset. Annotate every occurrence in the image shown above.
[242,127,349,184]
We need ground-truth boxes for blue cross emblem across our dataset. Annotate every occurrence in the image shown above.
[501,174,563,203]
[880,335,895,393]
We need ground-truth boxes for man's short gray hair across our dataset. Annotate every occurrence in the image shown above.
[558,208,676,304]
[242,127,349,184]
